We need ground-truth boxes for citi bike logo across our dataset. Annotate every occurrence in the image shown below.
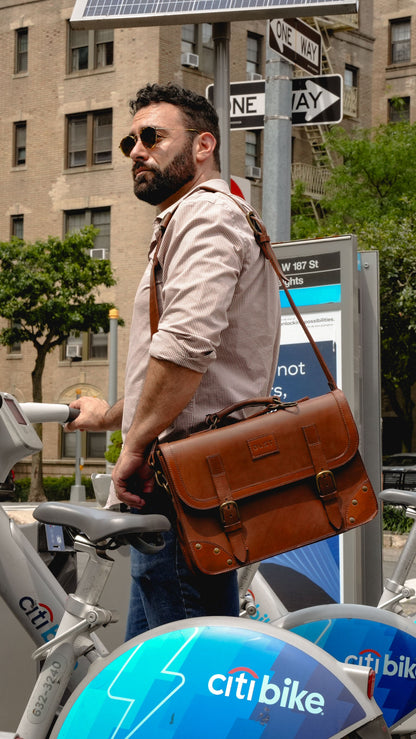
[208,667,325,714]
[19,596,58,643]
[346,649,416,679]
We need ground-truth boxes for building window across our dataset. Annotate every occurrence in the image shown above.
[65,329,108,362]
[14,122,27,166]
[8,321,22,355]
[68,25,114,73]
[181,24,213,74]
[11,215,24,239]
[388,96,410,122]
[344,65,358,117]
[390,19,411,64]
[67,110,112,168]
[65,207,111,255]
[245,131,262,179]
[89,329,108,359]
[15,28,28,73]
[247,33,262,78]
[61,429,107,459]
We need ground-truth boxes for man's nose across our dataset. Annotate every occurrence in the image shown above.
[130,137,149,160]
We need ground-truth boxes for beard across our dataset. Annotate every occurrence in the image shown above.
[133,138,196,206]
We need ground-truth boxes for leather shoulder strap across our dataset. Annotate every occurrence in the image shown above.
[149,184,337,392]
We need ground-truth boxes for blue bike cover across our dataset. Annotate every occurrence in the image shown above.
[54,620,369,738]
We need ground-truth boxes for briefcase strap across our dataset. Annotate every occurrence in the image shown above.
[149,185,337,392]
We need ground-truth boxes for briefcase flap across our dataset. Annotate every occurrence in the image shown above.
[155,389,359,511]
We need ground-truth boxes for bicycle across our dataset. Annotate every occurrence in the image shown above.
[0,391,388,739]
[240,491,416,737]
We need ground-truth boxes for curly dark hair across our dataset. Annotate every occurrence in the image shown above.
[129,83,221,169]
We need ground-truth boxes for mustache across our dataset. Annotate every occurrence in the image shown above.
[132,161,157,175]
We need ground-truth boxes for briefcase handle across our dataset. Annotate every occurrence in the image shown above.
[205,396,299,429]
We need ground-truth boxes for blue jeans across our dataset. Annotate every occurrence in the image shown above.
[125,526,239,640]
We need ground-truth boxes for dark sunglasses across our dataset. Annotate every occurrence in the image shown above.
[119,126,200,157]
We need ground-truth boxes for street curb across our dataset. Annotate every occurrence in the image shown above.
[383,532,408,549]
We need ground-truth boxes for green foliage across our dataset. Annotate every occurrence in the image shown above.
[15,475,95,501]
[0,226,122,351]
[382,505,413,535]
[291,121,416,449]
[104,430,122,464]
[322,122,416,230]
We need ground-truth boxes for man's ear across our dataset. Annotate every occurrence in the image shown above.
[194,131,217,163]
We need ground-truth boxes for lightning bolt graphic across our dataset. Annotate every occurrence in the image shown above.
[107,627,199,738]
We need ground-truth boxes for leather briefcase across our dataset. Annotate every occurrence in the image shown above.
[149,389,377,575]
[148,189,378,575]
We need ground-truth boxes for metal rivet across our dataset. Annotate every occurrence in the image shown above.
[214,547,220,554]
[195,543,202,550]
[362,486,368,492]
[352,499,358,505]
[349,517,355,523]
[227,559,233,566]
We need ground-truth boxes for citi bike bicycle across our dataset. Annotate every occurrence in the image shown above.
[240,490,416,737]
[0,390,389,739]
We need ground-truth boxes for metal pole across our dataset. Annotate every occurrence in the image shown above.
[106,308,119,473]
[70,388,86,502]
[262,29,292,242]
[212,22,230,184]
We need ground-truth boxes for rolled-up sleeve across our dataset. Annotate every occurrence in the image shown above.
[149,194,247,373]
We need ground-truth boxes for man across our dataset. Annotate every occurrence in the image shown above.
[67,83,281,638]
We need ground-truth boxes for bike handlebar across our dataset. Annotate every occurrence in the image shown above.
[20,403,80,424]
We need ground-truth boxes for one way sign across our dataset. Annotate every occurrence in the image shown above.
[206,75,343,130]
[292,75,343,126]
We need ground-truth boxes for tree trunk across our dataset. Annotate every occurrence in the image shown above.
[29,349,47,502]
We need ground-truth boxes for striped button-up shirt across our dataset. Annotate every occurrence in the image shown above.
[122,178,281,441]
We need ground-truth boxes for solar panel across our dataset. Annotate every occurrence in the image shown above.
[71,0,358,28]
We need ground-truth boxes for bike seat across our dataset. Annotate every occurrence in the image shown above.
[379,488,416,507]
[33,502,170,543]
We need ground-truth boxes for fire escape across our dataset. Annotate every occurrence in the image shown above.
[291,14,359,212]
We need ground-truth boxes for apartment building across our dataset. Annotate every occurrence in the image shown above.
[372,0,415,124]
[0,0,373,477]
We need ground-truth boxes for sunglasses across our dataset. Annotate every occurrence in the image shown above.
[119,126,200,157]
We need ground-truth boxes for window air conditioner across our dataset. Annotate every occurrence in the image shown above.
[245,165,262,180]
[66,344,82,360]
[248,72,263,81]
[89,248,109,260]
[181,52,199,69]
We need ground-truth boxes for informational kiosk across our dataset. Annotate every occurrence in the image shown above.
[260,235,382,609]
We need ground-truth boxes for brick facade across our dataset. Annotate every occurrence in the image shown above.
[0,1,374,478]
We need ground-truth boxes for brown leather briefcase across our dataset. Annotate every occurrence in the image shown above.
[148,189,378,575]
[149,388,377,575]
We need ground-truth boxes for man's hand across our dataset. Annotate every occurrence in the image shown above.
[112,447,154,508]
[66,397,110,432]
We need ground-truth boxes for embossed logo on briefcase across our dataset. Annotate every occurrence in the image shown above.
[247,434,279,460]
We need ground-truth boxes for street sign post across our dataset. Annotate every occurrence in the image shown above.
[269,17,321,75]
[207,74,343,130]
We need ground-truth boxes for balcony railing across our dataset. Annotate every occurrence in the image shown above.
[291,162,331,199]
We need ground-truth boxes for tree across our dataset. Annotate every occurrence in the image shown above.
[0,226,121,501]
[291,122,416,450]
